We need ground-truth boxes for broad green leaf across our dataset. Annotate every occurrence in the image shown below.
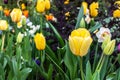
[20,68,32,80]
[85,61,92,80]
[106,72,116,80]
[64,42,77,79]
[92,71,100,80]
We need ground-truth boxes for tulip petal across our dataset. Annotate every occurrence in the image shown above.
[80,37,93,56]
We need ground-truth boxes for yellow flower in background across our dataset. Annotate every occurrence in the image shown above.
[82,2,88,15]
[0,20,8,30]
[65,12,70,17]
[102,36,116,55]
[21,3,26,10]
[10,8,22,23]
[64,0,69,5]
[69,28,93,57]
[114,1,120,9]
[90,2,99,17]
[36,0,45,13]
[0,6,2,11]
[113,9,120,18]
[34,33,46,50]
[45,0,51,10]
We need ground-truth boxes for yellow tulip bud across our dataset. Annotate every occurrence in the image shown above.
[34,33,46,50]
[10,8,22,23]
[45,0,51,10]
[0,6,3,11]
[69,28,93,57]
[16,32,24,43]
[103,40,116,55]
[90,2,99,17]
[82,2,88,15]
[102,35,111,50]
[0,20,8,30]
[36,0,45,13]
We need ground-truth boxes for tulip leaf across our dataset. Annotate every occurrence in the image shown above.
[75,6,84,29]
[64,42,77,79]
[85,61,92,80]
[106,72,116,80]
[20,68,32,80]
[92,70,100,80]
[89,22,102,32]
[48,22,65,47]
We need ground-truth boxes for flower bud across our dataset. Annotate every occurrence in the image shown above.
[103,40,116,55]
[16,32,24,43]
[102,35,110,50]
[36,0,45,13]
[10,8,22,23]
[0,20,8,30]
[80,18,85,28]
[34,33,46,50]
[45,0,50,10]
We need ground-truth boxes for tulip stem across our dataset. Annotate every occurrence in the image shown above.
[40,14,43,33]
[1,33,5,52]
[80,57,84,80]
[95,53,104,72]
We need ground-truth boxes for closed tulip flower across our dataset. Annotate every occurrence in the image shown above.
[34,33,46,50]
[69,28,93,57]
[102,36,116,55]
[10,8,22,23]
[90,2,99,17]
[45,0,50,10]
[82,2,88,15]
[0,20,8,30]
[16,32,24,43]
[36,0,45,13]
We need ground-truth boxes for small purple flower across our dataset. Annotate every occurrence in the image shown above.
[35,59,40,65]
[117,44,120,52]
[4,0,8,4]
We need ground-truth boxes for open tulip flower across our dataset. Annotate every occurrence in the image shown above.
[69,28,93,57]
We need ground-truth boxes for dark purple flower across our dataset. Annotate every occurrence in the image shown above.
[4,0,8,4]
[35,59,40,65]
[117,44,120,52]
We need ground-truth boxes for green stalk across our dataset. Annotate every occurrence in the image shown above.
[1,33,5,52]
[40,14,43,33]
[93,42,98,71]
[45,53,69,80]
[80,57,84,80]
[95,53,104,72]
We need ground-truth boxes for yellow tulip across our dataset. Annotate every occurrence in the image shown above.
[0,20,8,30]
[34,33,46,50]
[69,28,93,57]
[10,8,22,23]
[82,2,88,15]
[90,2,99,17]
[36,0,45,13]
[113,9,120,18]
[16,32,24,43]
[0,6,3,11]
[45,0,51,10]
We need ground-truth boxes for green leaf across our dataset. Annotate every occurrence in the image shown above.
[48,64,53,80]
[85,61,92,80]
[48,22,65,47]
[64,42,77,79]
[20,68,32,80]
[89,22,102,32]
[92,71,100,80]
[106,72,116,80]
[75,6,84,29]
